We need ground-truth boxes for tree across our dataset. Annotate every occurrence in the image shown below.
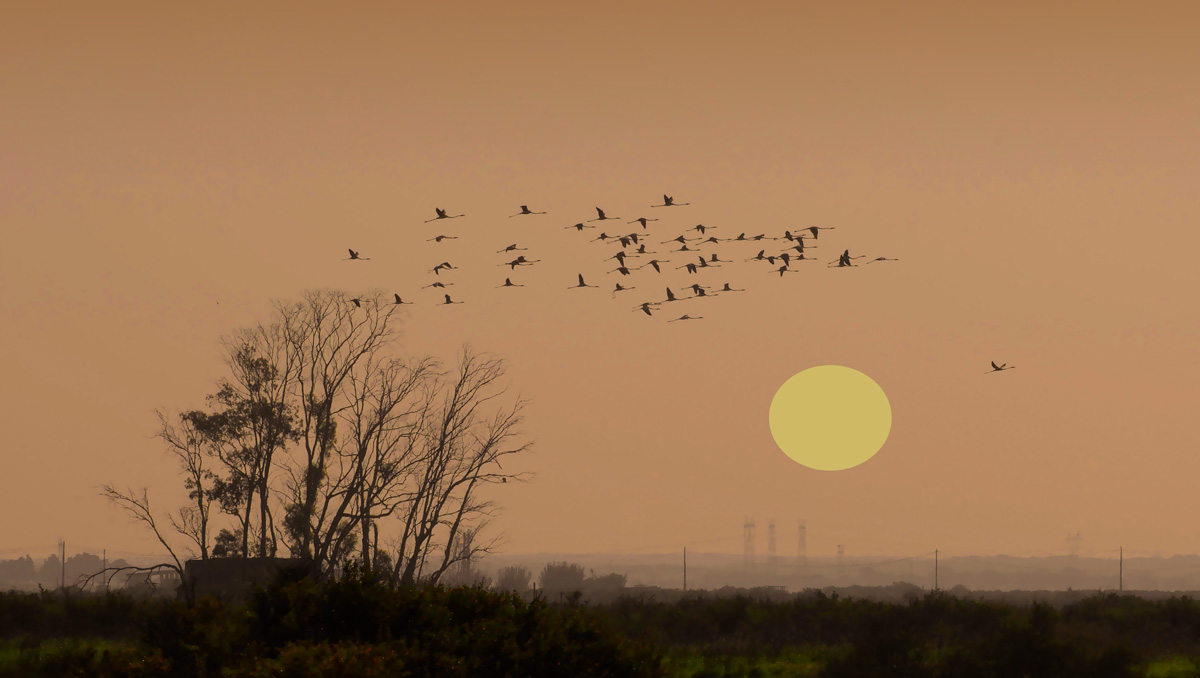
[494,565,533,595]
[105,289,533,580]
[539,562,586,600]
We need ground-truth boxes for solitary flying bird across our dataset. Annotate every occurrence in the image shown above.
[497,278,524,288]
[441,294,463,305]
[987,361,1015,373]
[668,314,702,322]
[393,294,413,305]
[425,208,465,223]
[496,244,527,253]
[652,194,689,207]
[346,249,370,261]
[427,235,458,243]
[350,298,362,308]
[509,205,547,217]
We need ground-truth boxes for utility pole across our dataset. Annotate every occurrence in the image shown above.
[934,549,938,591]
[60,540,66,593]
[683,547,687,592]
[1119,546,1123,592]
[103,549,108,594]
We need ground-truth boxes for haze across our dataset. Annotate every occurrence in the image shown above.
[2,1,1199,567]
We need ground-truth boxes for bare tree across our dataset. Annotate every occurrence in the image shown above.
[99,486,185,578]
[155,411,216,560]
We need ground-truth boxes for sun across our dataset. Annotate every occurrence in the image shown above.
[769,365,892,471]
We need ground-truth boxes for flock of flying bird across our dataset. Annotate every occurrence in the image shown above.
[342,194,1013,372]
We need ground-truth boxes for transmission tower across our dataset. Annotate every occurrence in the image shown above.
[767,519,777,568]
[797,520,807,570]
[743,517,756,570]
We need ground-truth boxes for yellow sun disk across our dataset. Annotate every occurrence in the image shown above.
[769,365,892,471]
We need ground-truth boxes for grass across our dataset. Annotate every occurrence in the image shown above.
[661,646,826,678]
[1146,656,1200,678]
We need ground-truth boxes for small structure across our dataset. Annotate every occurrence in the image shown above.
[184,558,310,601]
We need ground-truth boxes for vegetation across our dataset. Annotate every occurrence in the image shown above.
[10,572,1200,676]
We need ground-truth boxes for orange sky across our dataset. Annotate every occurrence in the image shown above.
[2,1,1199,564]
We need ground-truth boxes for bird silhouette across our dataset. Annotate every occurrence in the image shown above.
[808,226,836,238]
[671,244,698,253]
[425,208,464,223]
[441,294,463,305]
[867,256,900,263]
[634,302,658,316]
[393,294,412,305]
[423,281,453,289]
[677,263,698,274]
[569,274,598,289]
[350,298,362,308]
[608,251,630,266]
[612,283,636,298]
[668,314,702,322]
[609,266,632,276]
[346,249,370,261]
[509,205,547,217]
[431,262,456,275]
[635,244,655,254]
[564,222,595,230]
[708,253,728,263]
[773,265,798,277]
[698,236,721,246]
[497,278,524,288]
[663,287,680,303]
[987,361,1016,373]
[720,283,746,292]
[652,194,690,207]
[427,235,458,243]
[638,259,668,273]
[746,250,766,262]
[662,235,697,244]
[588,207,620,222]
[592,233,614,243]
[693,224,716,234]
[496,244,528,253]
[629,217,659,228]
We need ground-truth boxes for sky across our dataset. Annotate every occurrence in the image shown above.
[2,1,1199,565]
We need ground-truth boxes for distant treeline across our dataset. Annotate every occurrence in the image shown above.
[0,554,141,592]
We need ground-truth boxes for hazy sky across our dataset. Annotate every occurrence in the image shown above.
[3,1,1199,564]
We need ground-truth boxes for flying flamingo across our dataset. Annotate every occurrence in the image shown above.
[427,235,458,243]
[609,266,632,276]
[638,259,669,273]
[496,244,528,253]
[633,302,658,316]
[987,361,1015,373]
[634,244,655,254]
[661,235,697,245]
[612,283,636,298]
[346,249,370,261]
[677,263,698,274]
[808,226,836,238]
[668,314,702,322]
[393,294,413,305]
[497,278,524,288]
[423,281,453,289]
[692,224,716,235]
[629,217,659,228]
[867,256,900,263]
[509,205,547,217]
[652,195,690,207]
[720,283,745,292]
[425,208,464,223]
[569,274,598,289]
[350,298,362,308]
[431,262,456,275]
[441,294,463,305]
[747,250,766,262]
[565,222,595,230]
[588,207,620,222]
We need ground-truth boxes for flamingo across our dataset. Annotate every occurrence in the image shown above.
[671,244,698,253]
[668,314,702,322]
[633,302,658,316]
[629,217,659,228]
[509,205,546,217]
[773,265,798,277]
[608,251,629,266]
[692,224,716,235]
[564,222,595,230]
[588,207,620,222]
[441,294,463,305]
[569,274,598,289]
[708,253,728,264]
[427,235,458,243]
[612,283,636,298]
[346,249,370,261]
[431,262,456,275]
[867,256,900,263]
[698,236,721,246]
[677,263,698,274]
[425,208,464,223]
[423,282,453,289]
[746,250,766,262]
[350,298,362,308]
[592,233,614,243]
[661,235,697,245]
[987,361,1016,373]
[635,244,655,254]
[496,244,528,253]
[662,287,681,303]
[638,259,668,273]
[497,278,524,288]
[720,283,746,292]
[609,266,632,276]
[393,294,413,305]
[808,226,835,239]
[652,194,690,207]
